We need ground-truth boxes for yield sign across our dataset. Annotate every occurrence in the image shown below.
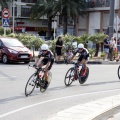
[2,8,10,18]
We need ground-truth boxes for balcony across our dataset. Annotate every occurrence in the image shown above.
[86,0,110,11]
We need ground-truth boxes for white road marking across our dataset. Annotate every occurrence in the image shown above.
[0,88,120,118]
[0,76,17,79]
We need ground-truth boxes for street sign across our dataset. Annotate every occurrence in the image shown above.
[2,8,10,18]
[2,18,10,27]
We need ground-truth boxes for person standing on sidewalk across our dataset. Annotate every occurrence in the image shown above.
[109,37,116,61]
[103,35,110,62]
[55,36,63,64]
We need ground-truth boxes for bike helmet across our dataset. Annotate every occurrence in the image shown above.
[78,43,84,49]
[41,44,49,50]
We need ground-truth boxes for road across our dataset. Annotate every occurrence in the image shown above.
[0,62,120,120]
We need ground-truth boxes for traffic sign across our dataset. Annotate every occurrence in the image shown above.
[2,8,10,18]
[2,18,10,27]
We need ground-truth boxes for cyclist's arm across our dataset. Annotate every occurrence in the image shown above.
[70,49,78,61]
[34,52,42,66]
[45,61,51,71]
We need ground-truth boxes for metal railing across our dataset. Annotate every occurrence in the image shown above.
[87,0,110,8]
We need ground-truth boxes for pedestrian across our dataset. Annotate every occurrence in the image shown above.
[103,35,110,62]
[55,36,63,63]
[109,37,116,61]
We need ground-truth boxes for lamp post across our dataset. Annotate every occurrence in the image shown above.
[12,0,15,33]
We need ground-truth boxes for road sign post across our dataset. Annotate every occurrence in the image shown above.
[2,8,10,35]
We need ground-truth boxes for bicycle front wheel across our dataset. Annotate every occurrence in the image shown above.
[64,67,74,86]
[25,73,37,96]
[118,65,120,79]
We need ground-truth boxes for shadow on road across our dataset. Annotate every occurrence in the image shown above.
[48,85,76,91]
[82,80,120,86]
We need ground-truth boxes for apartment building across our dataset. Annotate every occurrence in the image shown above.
[78,0,120,37]
[1,0,120,38]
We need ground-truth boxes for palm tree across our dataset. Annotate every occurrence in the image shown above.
[30,0,56,38]
[31,0,87,37]
[89,33,105,57]
[52,0,87,35]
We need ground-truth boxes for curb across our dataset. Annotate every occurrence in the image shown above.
[47,95,120,120]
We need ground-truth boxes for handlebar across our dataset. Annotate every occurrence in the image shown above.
[28,64,45,72]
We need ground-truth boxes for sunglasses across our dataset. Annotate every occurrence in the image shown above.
[42,50,47,52]
[79,48,83,50]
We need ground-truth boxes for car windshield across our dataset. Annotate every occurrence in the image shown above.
[1,38,24,47]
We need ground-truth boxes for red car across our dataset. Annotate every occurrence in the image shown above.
[0,37,32,64]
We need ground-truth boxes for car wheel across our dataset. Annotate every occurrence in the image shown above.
[2,54,9,64]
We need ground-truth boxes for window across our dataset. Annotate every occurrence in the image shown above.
[21,6,31,17]
[42,20,48,25]
[21,0,37,3]
[12,7,17,16]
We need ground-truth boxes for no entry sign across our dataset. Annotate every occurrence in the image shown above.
[2,9,10,18]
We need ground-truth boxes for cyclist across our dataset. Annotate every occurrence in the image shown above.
[70,43,89,79]
[33,44,54,90]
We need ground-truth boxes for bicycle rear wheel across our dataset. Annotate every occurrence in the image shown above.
[118,65,120,79]
[79,67,89,84]
[25,73,37,96]
[40,72,52,93]
[64,67,74,86]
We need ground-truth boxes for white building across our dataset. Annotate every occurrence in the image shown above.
[1,0,120,38]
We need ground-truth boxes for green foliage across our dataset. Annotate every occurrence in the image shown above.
[101,52,105,57]
[6,28,11,35]
[0,26,4,35]
[88,48,95,58]
[89,33,105,43]
[7,33,17,38]
[47,40,57,53]
[32,38,44,50]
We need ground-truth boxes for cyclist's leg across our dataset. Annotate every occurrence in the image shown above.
[43,59,54,89]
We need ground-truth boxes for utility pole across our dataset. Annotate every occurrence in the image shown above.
[108,0,115,40]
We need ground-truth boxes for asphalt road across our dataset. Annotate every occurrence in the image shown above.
[0,62,120,120]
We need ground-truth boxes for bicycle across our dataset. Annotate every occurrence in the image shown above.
[64,63,89,86]
[25,65,52,96]
[118,65,120,79]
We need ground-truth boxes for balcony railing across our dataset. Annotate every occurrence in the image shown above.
[87,0,110,8]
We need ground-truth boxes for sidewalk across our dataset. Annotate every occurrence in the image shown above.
[47,95,120,120]
[31,51,120,64]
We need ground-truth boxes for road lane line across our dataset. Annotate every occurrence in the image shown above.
[0,88,120,118]
[0,76,17,79]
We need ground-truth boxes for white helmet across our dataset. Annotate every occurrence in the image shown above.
[78,43,84,49]
[41,44,49,50]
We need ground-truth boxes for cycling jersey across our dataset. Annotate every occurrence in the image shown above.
[38,50,54,62]
[38,50,54,70]
[73,48,89,61]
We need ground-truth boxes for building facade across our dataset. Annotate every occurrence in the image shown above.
[78,0,120,37]
[1,0,120,38]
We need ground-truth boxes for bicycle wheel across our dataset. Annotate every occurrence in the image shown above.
[25,73,37,96]
[118,65,120,79]
[64,67,74,86]
[40,72,52,93]
[79,67,89,84]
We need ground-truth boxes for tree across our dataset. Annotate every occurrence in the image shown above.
[52,0,87,35]
[89,33,105,57]
[30,0,56,38]
[30,0,87,36]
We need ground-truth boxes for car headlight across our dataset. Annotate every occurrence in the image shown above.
[8,49,18,54]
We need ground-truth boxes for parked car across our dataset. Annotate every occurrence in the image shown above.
[0,37,32,64]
